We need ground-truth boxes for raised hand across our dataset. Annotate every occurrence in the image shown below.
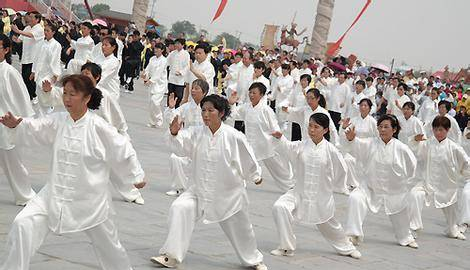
[341,118,351,129]
[345,126,356,141]
[414,134,426,142]
[271,131,283,139]
[228,91,239,105]
[42,80,52,92]
[281,106,288,113]
[169,116,182,136]
[168,92,178,109]
[0,112,22,128]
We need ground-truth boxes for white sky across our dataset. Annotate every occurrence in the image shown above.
[78,0,470,71]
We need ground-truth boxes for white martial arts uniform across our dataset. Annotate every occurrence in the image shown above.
[342,137,417,245]
[408,137,470,237]
[67,35,94,75]
[159,123,264,266]
[95,54,121,100]
[230,101,294,191]
[339,115,378,188]
[275,74,294,129]
[271,136,357,255]
[32,37,62,95]
[424,114,462,145]
[144,54,167,127]
[164,100,204,191]
[389,94,411,118]
[0,111,144,270]
[418,97,438,124]
[346,91,366,119]
[187,57,215,95]
[325,81,350,118]
[167,49,190,87]
[36,86,142,202]
[0,60,36,205]
[235,64,254,104]
[224,61,242,98]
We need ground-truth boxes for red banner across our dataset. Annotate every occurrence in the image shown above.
[326,0,372,56]
[212,0,228,22]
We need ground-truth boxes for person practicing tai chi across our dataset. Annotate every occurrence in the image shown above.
[342,114,419,249]
[270,113,361,259]
[0,74,146,270]
[408,116,470,240]
[229,82,295,192]
[151,94,268,270]
[0,34,36,206]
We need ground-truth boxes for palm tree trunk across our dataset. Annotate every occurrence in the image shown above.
[131,0,149,32]
[310,0,335,60]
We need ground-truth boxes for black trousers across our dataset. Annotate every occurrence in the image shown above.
[328,110,342,131]
[234,121,245,133]
[291,122,302,141]
[167,83,185,108]
[21,63,36,99]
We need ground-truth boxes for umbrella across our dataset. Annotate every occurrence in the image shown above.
[370,63,390,73]
[356,66,369,75]
[328,62,347,72]
[3,8,16,16]
[92,19,107,27]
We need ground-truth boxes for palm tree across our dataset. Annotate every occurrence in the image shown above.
[131,0,150,32]
[310,0,335,60]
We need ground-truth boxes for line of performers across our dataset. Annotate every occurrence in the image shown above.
[0,32,469,270]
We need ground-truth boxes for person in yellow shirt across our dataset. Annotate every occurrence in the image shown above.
[1,10,11,35]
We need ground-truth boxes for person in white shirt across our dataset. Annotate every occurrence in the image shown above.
[151,95,268,270]
[269,59,282,104]
[326,72,350,130]
[388,83,411,118]
[418,88,439,125]
[289,74,310,141]
[408,116,470,240]
[270,113,361,259]
[289,60,300,85]
[184,43,215,101]
[90,27,113,62]
[346,80,367,119]
[111,28,124,61]
[163,79,208,197]
[424,100,462,145]
[31,24,62,115]
[93,37,121,100]
[299,59,312,77]
[66,22,95,75]
[166,38,190,108]
[224,52,243,98]
[275,64,294,132]
[0,35,36,206]
[142,43,167,128]
[235,51,255,104]
[228,82,294,191]
[383,77,399,113]
[364,77,377,113]
[11,11,44,102]
[252,61,270,95]
[342,114,418,249]
[0,74,146,270]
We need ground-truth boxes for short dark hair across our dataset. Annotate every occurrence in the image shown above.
[377,114,400,139]
[355,80,366,89]
[195,43,210,54]
[300,74,312,84]
[249,82,267,95]
[432,116,451,130]
[192,79,209,95]
[0,34,12,64]
[365,76,373,82]
[175,38,186,45]
[62,75,102,110]
[81,62,102,82]
[438,100,451,112]
[81,22,93,30]
[281,63,290,71]
[200,94,231,121]
[253,61,266,70]
[309,113,330,141]
[359,98,373,108]
[403,101,415,111]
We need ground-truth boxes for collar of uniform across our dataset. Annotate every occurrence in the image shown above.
[307,137,326,148]
[204,122,225,138]
[379,137,395,147]
[0,59,7,67]
[431,136,448,145]
[66,110,89,127]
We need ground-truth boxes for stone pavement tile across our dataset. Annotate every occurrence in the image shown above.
[31,259,97,270]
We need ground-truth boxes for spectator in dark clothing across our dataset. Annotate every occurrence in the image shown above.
[455,106,469,132]
[123,30,144,92]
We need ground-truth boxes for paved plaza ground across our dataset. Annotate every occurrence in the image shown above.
[0,62,469,269]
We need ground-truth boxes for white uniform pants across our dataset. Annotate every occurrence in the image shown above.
[0,148,35,205]
[409,187,462,237]
[345,188,414,246]
[272,191,356,255]
[168,154,190,190]
[459,182,470,225]
[159,191,264,266]
[0,200,133,270]
[149,92,165,126]
[262,154,295,192]
[343,153,360,188]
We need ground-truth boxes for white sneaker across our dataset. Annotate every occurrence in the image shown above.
[133,195,145,205]
[253,262,268,270]
[348,250,362,259]
[349,236,360,246]
[147,123,156,128]
[406,240,419,249]
[166,189,184,197]
[150,255,177,268]
[270,248,294,257]
[453,232,466,240]
[458,223,468,234]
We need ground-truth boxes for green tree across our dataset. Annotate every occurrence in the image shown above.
[213,32,241,49]
[170,20,197,38]
[71,3,90,20]
[92,3,111,14]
